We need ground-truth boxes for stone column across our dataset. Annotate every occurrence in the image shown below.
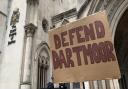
[89,81,94,89]
[97,80,103,89]
[21,23,37,89]
[113,79,120,89]
[84,81,90,89]
[70,83,73,89]
[105,80,111,89]
[93,81,98,89]
[80,82,84,89]
[101,80,107,89]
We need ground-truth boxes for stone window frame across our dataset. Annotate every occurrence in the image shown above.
[37,47,50,88]
[34,41,50,89]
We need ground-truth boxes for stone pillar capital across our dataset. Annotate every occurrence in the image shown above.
[24,23,37,37]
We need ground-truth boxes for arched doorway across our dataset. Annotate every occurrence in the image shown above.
[114,8,128,89]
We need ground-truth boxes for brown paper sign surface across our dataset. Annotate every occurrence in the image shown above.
[48,11,120,83]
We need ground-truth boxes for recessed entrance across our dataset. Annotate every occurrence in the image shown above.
[114,8,128,89]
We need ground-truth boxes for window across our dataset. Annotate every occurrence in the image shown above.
[37,48,49,89]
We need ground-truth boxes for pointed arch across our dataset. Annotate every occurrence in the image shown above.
[34,41,51,89]
[110,0,128,41]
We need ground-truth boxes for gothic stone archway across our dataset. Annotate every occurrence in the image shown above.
[33,42,51,89]
[37,46,50,89]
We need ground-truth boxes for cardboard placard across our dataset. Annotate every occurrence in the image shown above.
[48,11,120,83]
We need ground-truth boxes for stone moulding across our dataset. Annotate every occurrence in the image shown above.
[51,8,77,25]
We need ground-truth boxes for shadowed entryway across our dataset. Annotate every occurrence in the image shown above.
[114,8,128,89]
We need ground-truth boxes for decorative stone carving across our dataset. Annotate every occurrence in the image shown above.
[10,8,20,26]
[8,8,20,45]
[42,19,49,32]
[24,23,37,37]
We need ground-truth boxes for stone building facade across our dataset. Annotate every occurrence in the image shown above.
[0,0,10,67]
[0,0,128,89]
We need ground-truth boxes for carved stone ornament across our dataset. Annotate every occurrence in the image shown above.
[24,23,37,37]
[10,8,20,26]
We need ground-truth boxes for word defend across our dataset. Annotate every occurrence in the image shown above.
[8,8,20,45]
[49,11,120,83]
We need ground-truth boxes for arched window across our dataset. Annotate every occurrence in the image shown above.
[42,19,49,32]
[37,47,49,89]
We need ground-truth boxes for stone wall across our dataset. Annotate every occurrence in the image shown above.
[0,0,27,89]
[0,0,9,63]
